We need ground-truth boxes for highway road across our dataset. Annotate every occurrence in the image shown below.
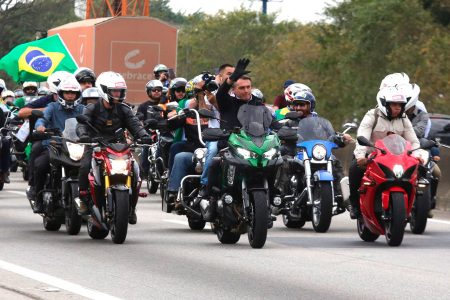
[1,172,450,299]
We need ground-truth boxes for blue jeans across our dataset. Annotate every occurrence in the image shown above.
[167,152,194,192]
[200,141,218,186]
[168,141,187,174]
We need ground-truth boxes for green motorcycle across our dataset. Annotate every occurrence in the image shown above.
[204,104,283,248]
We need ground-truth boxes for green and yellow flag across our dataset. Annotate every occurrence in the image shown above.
[0,34,78,83]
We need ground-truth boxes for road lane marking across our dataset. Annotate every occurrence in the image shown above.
[163,219,188,226]
[5,191,27,196]
[428,219,450,225]
[0,259,121,300]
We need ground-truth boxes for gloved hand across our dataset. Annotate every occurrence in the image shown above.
[229,58,251,82]
[78,135,91,143]
[140,136,153,145]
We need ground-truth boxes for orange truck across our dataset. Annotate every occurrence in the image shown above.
[48,16,177,104]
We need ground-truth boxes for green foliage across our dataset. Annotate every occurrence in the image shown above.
[177,9,297,79]
[0,0,80,88]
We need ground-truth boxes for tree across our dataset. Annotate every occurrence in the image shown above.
[0,0,80,87]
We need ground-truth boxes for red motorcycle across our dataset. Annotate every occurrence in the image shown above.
[77,116,146,244]
[356,134,424,246]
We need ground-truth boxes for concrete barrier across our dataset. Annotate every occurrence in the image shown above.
[334,144,450,211]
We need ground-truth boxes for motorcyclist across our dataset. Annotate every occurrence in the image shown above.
[37,87,51,97]
[80,87,102,106]
[20,71,72,201]
[137,79,164,177]
[348,84,420,219]
[274,87,352,204]
[153,64,170,91]
[0,89,13,184]
[14,82,38,108]
[33,76,85,213]
[74,67,96,91]
[76,71,151,224]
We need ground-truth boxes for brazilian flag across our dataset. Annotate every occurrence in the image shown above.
[274,107,291,121]
[0,34,78,83]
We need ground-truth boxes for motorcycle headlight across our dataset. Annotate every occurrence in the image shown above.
[110,158,129,175]
[236,147,255,160]
[66,142,85,161]
[393,164,404,179]
[194,148,206,160]
[263,148,278,159]
[312,144,327,160]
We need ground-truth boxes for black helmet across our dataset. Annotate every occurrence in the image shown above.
[74,67,96,84]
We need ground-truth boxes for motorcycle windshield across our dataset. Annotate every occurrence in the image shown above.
[381,134,407,155]
[62,118,79,142]
[297,117,334,141]
[237,104,272,137]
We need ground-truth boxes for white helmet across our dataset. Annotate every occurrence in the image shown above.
[0,79,6,93]
[38,86,51,96]
[57,75,81,109]
[22,81,38,95]
[284,83,312,103]
[379,72,410,89]
[145,79,163,96]
[398,83,421,111]
[47,71,72,94]
[96,71,127,104]
[153,64,168,76]
[376,85,407,119]
[1,90,15,100]
[81,87,101,105]
[251,88,264,100]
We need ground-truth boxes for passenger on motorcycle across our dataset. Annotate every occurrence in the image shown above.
[76,71,151,224]
[33,76,85,213]
[348,85,420,219]
[153,64,170,91]
[166,79,210,208]
[74,67,96,91]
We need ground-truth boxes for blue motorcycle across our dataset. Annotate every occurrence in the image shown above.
[278,117,354,232]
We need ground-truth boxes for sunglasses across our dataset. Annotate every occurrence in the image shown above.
[174,88,185,93]
[293,102,308,107]
[151,88,162,92]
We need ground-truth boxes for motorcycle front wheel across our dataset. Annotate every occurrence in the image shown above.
[247,190,268,249]
[311,182,333,233]
[87,218,109,240]
[357,217,379,242]
[282,214,306,229]
[385,192,406,246]
[188,217,206,230]
[110,189,129,244]
[146,174,159,194]
[410,187,430,234]
[217,226,240,244]
[43,216,61,231]
[65,184,82,235]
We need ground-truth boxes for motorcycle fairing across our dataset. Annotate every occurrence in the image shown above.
[313,170,334,182]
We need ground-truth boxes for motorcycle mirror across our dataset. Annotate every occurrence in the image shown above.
[357,136,373,147]
[198,109,215,119]
[444,123,450,132]
[285,111,302,120]
[31,110,44,118]
[166,101,179,111]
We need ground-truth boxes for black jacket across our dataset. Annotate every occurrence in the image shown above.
[77,101,147,142]
[216,80,265,132]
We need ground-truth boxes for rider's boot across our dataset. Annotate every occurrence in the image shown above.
[78,190,90,215]
[33,196,44,214]
[129,206,137,224]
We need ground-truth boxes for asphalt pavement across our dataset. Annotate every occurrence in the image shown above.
[1,172,450,299]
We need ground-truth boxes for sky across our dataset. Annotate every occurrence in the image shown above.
[167,0,341,23]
